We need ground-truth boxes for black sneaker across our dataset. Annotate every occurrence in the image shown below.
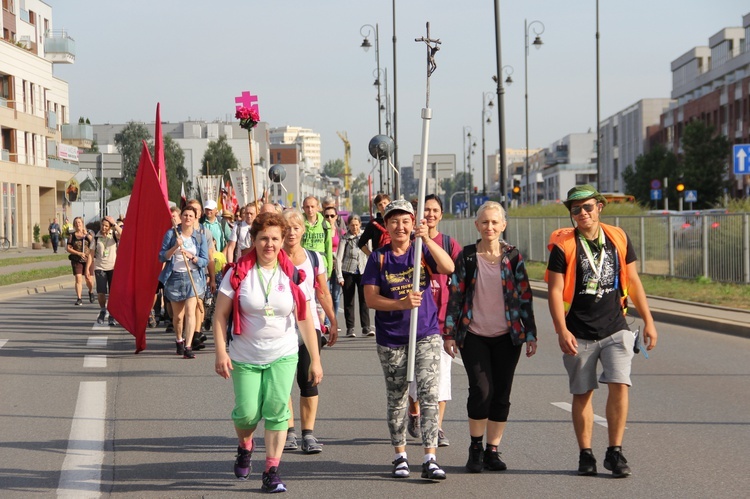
[603,447,632,478]
[183,347,195,359]
[391,456,410,478]
[148,311,157,328]
[75,298,83,306]
[234,445,252,480]
[165,322,174,334]
[421,459,446,480]
[578,449,598,476]
[108,316,117,327]
[175,341,185,356]
[96,310,106,325]
[196,333,208,343]
[483,447,507,471]
[89,291,95,303]
[466,442,484,473]
[261,466,286,493]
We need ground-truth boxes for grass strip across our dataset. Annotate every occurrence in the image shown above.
[0,266,70,286]
[0,255,69,268]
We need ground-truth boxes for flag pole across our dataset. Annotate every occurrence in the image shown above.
[248,129,259,211]
[172,220,204,313]
[407,23,441,382]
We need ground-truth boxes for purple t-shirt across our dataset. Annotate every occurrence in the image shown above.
[361,244,440,348]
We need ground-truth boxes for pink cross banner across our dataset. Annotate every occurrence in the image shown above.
[235,91,259,113]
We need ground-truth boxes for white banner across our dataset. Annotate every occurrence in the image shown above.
[229,169,252,208]
[58,143,79,161]
[196,175,223,205]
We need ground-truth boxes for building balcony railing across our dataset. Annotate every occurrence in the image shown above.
[43,30,76,64]
[61,123,93,142]
[47,157,80,173]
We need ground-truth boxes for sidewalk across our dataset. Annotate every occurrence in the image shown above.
[1,250,748,339]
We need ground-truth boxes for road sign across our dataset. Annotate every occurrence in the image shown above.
[734,145,750,174]
[456,201,468,211]
[650,179,662,190]
[650,189,662,200]
[473,195,489,206]
[80,191,99,202]
[78,153,123,179]
[684,190,698,203]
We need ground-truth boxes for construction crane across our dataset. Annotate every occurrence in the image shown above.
[337,131,352,211]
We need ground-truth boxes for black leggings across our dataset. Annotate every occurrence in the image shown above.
[296,330,323,397]
[342,272,370,330]
[460,332,522,422]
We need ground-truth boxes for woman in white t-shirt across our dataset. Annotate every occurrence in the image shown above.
[212,212,322,493]
[280,209,338,455]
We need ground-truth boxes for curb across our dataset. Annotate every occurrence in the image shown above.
[0,275,72,302]
[529,281,750,340]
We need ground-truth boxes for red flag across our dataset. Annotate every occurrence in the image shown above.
[108,141,171,353]
[180,182,187,211]
[154,103,168,201]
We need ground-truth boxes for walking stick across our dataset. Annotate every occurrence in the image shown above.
[407,23,441,383]
[172,221,205,313]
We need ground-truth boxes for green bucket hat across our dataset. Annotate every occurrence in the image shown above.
[563,184,607,210]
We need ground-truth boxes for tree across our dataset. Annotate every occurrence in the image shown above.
[440,171,472,213]
[622,145,679,207]
[351,172,368,214]
[150,136,188,203]
[112,121,151,197]
[681,121,730,208]
[323,159,345,179]
[201,135,239,177]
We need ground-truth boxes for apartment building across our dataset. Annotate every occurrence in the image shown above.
[1,0,80,247]
[660,12,750,196]
[269,125,322,170]
[540,132,597,203]
[599,98,674,193]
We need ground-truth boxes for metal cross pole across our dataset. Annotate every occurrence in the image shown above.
[407,22,441,383]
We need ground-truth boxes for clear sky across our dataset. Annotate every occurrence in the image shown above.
[50,1,749,183]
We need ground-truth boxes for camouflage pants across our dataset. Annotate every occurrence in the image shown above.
[377,334,441,448]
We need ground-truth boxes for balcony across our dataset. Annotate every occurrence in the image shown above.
[61,123,93,148]
[43,30,75,64]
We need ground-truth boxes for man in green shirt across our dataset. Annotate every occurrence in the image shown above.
[301,196,333,278]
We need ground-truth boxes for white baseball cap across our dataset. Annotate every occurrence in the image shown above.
[204,200,218,210]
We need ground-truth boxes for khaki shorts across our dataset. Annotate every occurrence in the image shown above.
[562,329,636,395]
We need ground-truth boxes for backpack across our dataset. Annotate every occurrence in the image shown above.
[372,221,391,247]
[303,248,321,290]
[95,231,119,249]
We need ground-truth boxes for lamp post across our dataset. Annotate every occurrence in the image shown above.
[361,23,385,193]
[463,127,476,217]
[493,0,508,210]
[481,92,494,197]
[391,0,400,200]
[491,67,513,198]
[524,19,544,205]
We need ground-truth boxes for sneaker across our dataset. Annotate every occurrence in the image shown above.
[407,412,421,439]
[284,432,298,451]
[421,459,446,480]
[391,456,410,478]
[437,428,450,447]
[183,347,195,359]
[148,311,157,328]
[196,333,208,343]
[234,445,252,480]
[578,449,598,476]
[366,329,375,337]
[301,434,323,454]
[96,310,106,325]
[89,291,95,303]
[75,298,83,306]
[603,447,632,478]
[165,322,174,334]
[261,466,286,493]
[191,338,206,351]
[483,447,507,471]
[176,341,185,356]
[346,329,356,338]
[466,442,484,473]
[108,316,117,327]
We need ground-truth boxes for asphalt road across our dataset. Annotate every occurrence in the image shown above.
[0,288,749,498]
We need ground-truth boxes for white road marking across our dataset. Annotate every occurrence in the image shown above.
[83,355,107,368]
[551,402,612,428]
[86,337,108,348]
[57,381,106,498]
[92,324,110,331]
[0,339,7,349]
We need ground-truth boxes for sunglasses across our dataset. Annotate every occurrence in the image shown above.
[324,214,337,219]
[570,203,598,216]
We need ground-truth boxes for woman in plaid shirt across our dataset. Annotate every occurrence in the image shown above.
[336,214,372,337]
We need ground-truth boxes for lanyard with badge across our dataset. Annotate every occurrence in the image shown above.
[256,260,278,316]
[579,229,606,303]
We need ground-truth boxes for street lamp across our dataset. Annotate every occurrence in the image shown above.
[481,92,494,197]
[391,0,400,200]
[361,23,385,193]
[463,127,476,217]
[525,18,544,205]
[491,67,513,198]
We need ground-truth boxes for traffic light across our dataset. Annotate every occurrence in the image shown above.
[473,186,478,194]
[512,179,521,195]
[676,176,685,193]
